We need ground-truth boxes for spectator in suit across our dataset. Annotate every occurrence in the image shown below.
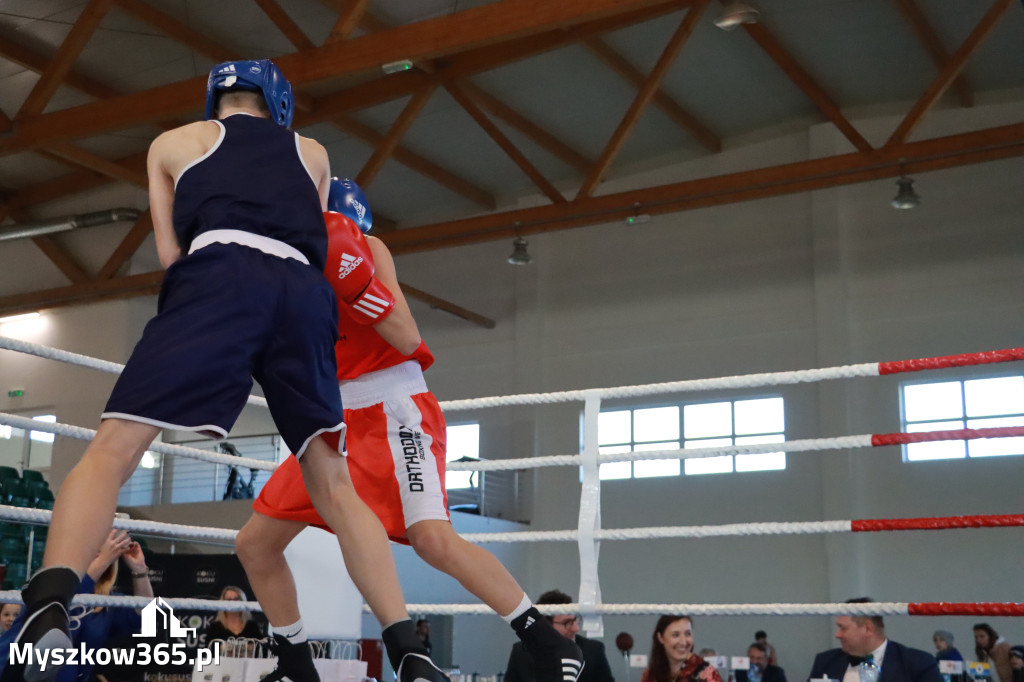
[754,631,778,667]
[974,623,1012,682]
[505,590,614,682]
[417,618,432,657]
[808,598,942,682]
[735,642,787,682]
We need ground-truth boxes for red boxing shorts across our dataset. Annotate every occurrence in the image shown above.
[255,361,450,544]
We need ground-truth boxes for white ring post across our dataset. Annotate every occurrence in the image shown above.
[578,390,604,636]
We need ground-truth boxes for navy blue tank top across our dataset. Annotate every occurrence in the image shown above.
[173,114,327,270]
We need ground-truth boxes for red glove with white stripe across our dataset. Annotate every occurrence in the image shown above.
[324,212,395,325]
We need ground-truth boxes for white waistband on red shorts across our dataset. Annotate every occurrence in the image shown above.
[339,361,428,410]
[189,229,309,265]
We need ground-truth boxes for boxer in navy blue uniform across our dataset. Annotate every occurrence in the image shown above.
[6,60,442,682]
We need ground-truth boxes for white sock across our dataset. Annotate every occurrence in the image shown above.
[273,618,306,644]
[501,593,532,623]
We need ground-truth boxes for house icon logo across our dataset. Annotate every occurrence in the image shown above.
[133,597,197,638]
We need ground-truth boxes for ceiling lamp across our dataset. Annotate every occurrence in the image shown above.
[506,236,533,265]
[891,176,921,210]
[714,2,760,30]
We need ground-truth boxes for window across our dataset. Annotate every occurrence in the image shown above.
[445,423,480,490]
[595,398,785,480]
[901,375,1024,462]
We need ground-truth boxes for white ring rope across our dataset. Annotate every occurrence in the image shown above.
[391,602,917,617]
[0,505,237,542]
[0,336,269,409]
[458,521,854,544]
[0,412,274,471]
[0,590,260,611]
[438,364,880,411]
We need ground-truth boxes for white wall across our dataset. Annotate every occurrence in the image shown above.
[0,99,1020,679]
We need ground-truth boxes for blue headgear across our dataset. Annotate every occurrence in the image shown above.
[327,178,373,233]
[205,59,294,128]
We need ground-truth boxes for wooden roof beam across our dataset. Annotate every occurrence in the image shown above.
[38,143,148,188]
[355,84,438,188]
[381,122,1024,252]
[892,0,973,108]
[583,37,720,153]
[577,2,708,199]
[739,20,872,153]
[16,0,115,119]
[97,211,154,280]
[460,82,593,174]
[886,0,1014,146]
[252,0,314,51]
[400,283,496,329]
[0,0,686,156]
[333,116,496,210]
[6,124,1020,314]
[326,0,373,43]
[445,82,566,204]
[31,236,92,285]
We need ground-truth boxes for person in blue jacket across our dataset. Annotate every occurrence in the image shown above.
[0,529,153,682]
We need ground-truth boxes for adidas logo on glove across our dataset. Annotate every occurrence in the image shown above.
[337,253,363,280]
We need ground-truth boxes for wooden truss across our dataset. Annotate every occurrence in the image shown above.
[0,0,1019,322]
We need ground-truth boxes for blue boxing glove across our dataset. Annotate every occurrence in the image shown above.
[327,177,372,234]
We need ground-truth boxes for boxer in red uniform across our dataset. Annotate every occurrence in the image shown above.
[238,179,584,682]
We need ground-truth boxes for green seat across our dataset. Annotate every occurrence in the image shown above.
[5,480,32,508]
[3,562,28,590]
[0,466,19,481]
[20,470,45,484]
[0,536,26,562]
[0,523,23,538]
[27,482,53,508]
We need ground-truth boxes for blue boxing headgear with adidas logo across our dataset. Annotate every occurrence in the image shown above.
[205,59,294,128]
[327,177,373,234]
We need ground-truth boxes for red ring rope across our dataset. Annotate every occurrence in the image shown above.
[871,426,1024,446]
[852,514,1024,532]
[878,348,1024,375]
[908,602,1024,616]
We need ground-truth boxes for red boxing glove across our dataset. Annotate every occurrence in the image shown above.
[324,212,396,325]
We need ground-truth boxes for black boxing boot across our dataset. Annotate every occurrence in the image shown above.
[2,566,80,682]
[259,634,321,682]
[512,608,585,682]
[381,620,449,682]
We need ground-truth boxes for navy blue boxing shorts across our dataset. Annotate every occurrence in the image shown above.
[103,243,344,456]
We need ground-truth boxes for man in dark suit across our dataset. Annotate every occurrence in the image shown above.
[505,590,614,682]
[808,598,942,682]
[735,642,787,682]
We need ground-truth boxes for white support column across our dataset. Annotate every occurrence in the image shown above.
[578,389,603,636]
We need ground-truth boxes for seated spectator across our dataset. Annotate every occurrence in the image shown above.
[808,597,941,682]
[697,649,717,659]
[1008,646,1023,682]
[975,623,1012,682]
[205,584,263,650]
[640,615,721,682]
[0,529,153,682]
[754,631,778,667]
[735,642,787,682]
[933,630,964,662]
[505,589,614,682]
[0,604,20,636]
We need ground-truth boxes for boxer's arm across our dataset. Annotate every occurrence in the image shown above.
[298,135,331,211]
[366,236,422,356]
[147,132,181,269]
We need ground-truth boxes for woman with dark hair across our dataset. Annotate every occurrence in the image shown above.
[974,623,1011,682]
[640,615,721,682]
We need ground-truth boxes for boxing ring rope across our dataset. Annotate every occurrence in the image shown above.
[1,337,1021,628]
[2,336,1019,412]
